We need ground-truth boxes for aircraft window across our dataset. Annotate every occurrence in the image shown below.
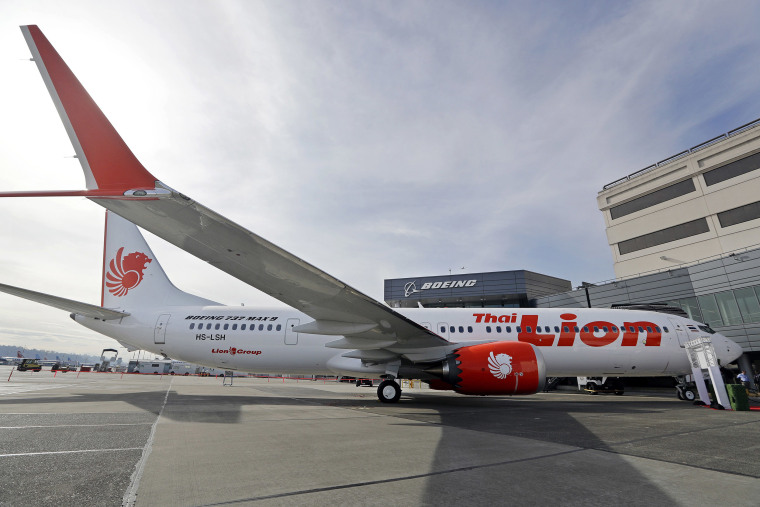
[574,326,579,332]
[602,326,608,332]
[628,326,635,333]
[206,323,212,330]
[554,326,560,333]
[612,326,618,332]
[458,326,464,333]
[486,326,492,333]
[663,326,669,333]
[655,326,661,333]
[467,326,473,333]
[638,326,644,333]
[189,323,195,330]
[241,324,246,330]
[223,324,229,330]
[646,326,653,333]
[440,326,446,333]
[259,324,264,331]
[276,324,282,331]
[526,326,532,333]
[563,326,569,333]
[450,326,455,333]
[232,324,237,330]
[593,326,599,332]
[215,323,220,330]
[583,327,589,332]
[505,326,511,333]
[267,324,273,331]
[516,327,522,333]
[699,325,715,334]
[495,326,501,333]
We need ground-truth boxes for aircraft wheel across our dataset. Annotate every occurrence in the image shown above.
[684,389,696,401]
[377,380,401,403]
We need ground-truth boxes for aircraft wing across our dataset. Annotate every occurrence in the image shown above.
[0,282,129,321]
[5,25,450,362]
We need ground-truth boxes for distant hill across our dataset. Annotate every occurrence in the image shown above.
[0,344,100,364]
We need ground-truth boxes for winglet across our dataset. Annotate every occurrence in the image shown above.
[20,25,158,192]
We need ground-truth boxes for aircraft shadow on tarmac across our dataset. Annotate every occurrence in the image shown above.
[2,385,756,505]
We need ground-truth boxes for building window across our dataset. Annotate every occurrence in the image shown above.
[703,151,760,186]
[714,291,743,326]
[610,179,696,220]
[697,294,723,328]
[617,218,710,255]
[717,200,760,228]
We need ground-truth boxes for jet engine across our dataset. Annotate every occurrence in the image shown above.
[426,341,546,395]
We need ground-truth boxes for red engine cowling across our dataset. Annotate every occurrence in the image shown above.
[428,341,546,395]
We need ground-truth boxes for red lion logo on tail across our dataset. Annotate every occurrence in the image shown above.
[105,247,152,297]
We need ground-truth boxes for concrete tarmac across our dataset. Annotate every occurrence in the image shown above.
[1,365,759,506]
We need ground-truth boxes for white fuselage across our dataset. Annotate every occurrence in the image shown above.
[75,306,743,379]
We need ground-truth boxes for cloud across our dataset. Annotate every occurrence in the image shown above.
[1,1,760,353]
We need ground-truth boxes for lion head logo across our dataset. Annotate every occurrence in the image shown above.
[105,247,152,297]
[488,351,513,379]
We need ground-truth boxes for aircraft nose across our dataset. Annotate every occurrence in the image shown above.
[714,334,743,364]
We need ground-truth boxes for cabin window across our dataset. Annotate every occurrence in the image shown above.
[232,324,237,330]
[583,327,589,332]
[657,326,663,333]
[638,326,644,333]
[215,323,220,330]
[276,324,282,331]
[563,326,569,333]
[206,323,212,330]
[189,323,195,329]
[526,326,532,333]
[467,326,473,333]
[450,326,455,333]
[486,326,492,333]
[646,326,653,333]
[267,324,273,331]
[458,326,464,333]
[440,326,446,333]
[602,326,608,332]
[223,324,229,330]
[496,326,501,333]
[259,324,264,331]
[554,326,560,333]
[516,326,522,333]
[506,326,512,333]
[593,326,599,332]
[574,326,580,332]
[628,326,635,333]
[611,326,618,332]
[241,324,246,330]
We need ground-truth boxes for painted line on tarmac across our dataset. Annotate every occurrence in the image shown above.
[0,423,154,429]
[122,377,173,507]
[0,447,143,458]
[199,448,584,505]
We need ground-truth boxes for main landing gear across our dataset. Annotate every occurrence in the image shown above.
[377,379,401,403]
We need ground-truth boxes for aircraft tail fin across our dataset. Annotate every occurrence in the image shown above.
[102,211,218,309]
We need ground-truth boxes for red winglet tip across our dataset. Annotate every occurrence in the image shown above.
[23,26,159,192]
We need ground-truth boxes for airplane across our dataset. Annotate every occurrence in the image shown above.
[0,25,745,403]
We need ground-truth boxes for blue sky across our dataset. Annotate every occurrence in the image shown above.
[1,0,760,354]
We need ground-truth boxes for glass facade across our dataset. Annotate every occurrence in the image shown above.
[618,218,710,255]
[669,284,760,327]
[610,179,695,220]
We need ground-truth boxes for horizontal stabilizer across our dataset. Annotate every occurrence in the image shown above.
[0,282,129,320]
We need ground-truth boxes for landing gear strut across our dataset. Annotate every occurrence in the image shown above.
[377,379,401,403]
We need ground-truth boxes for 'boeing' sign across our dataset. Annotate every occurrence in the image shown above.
[404,279,477,297]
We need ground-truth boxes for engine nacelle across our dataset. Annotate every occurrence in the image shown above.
[427,341,546,395]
